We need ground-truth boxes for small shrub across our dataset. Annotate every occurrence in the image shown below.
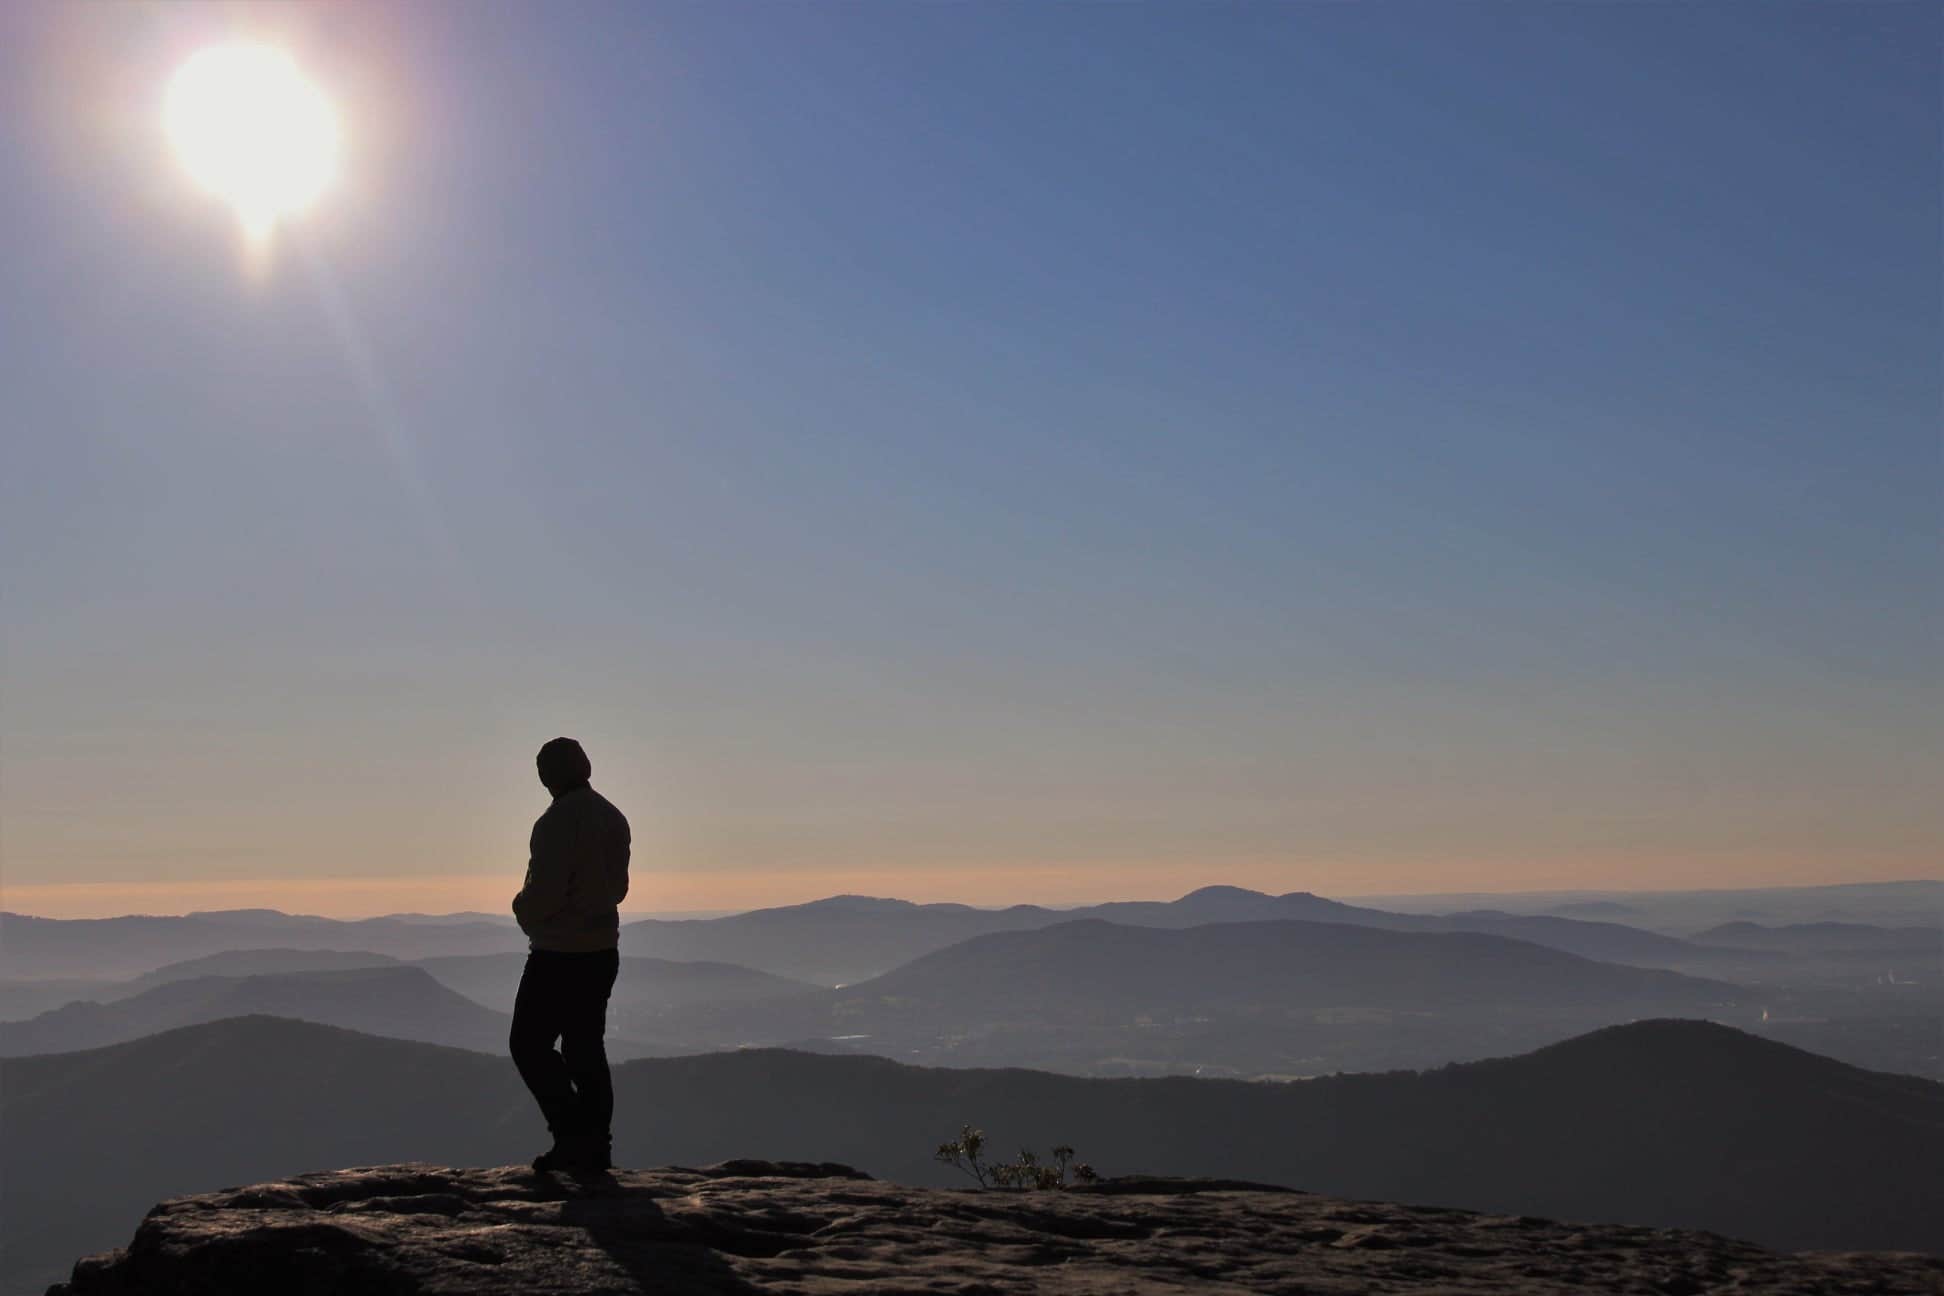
[935,1125,1097,1190]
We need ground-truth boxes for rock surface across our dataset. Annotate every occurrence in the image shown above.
[50,1161,1941,1295]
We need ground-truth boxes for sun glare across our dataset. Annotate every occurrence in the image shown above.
[166,44,339,239]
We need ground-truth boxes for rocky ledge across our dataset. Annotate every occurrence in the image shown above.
[51,1161,1941,1295]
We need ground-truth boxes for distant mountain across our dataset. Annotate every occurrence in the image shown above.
[0,977,120,1023]
[1547,899,1642,918]
[119,947,403,993]
[4,915,1915,1079]
[620,896,1071,984]
[620,890,1439,984]
[0,887,1767,987]
[798,918,1740,1075]
[1340,881,1944,932]
[12,882,1925,991]
[1679,921,1942,1013]
[0,911,530,979]
[851,918,1727,1017]
[1,1016,1936,1296]
[1041,882,1741,971]
[408,953,819,1015]
[1108,892,1733,970]
[1693,920,1942,956]
[1082,884,1380,927]
[1407,909,1727,967]
[1119,889,1761,974]
[0,962,716,1065]
[618,886,1734,984]
[603,918,1743,1077]
[0,966,511,1057]
[0,948,824,1041]
[179,908,311,927]
[1653,881,1942,932]
[0,948,409,1022]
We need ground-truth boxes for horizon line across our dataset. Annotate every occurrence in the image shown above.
[3,874,1938,924]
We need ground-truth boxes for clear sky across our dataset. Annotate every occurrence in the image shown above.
[1,2,1937,918]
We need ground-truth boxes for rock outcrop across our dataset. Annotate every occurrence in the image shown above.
[50,1161,1940,1295]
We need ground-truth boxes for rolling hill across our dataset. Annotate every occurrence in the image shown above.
[118,946,405,991]
[408,953,820,1015]
[2,947,821,1032]
[1,888,1774,988]
[615,887,1740,985]
[2,1014,1937,1296]
[1343,881,1943,933]
[0,966,511,1057]
[541,918,1747,1077]
[0,910,528,979]
[847,917,1727,1017]
[1693,920,1942,957]
[790,918,1743,1075]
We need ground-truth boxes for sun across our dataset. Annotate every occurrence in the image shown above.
[166,44,339,239]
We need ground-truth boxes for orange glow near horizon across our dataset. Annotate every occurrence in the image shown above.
[3,854,1934,921]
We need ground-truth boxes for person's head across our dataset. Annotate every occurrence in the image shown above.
[536,737,592,795]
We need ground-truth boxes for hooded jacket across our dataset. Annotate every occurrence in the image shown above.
[512,783,631,952]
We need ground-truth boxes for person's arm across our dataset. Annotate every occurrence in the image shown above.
[610,813,631,906]
[512,811,576,931]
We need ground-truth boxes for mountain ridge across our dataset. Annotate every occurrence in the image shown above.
[2,885,1746,986]
[0,965,514,1058]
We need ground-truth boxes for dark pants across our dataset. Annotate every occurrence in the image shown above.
[509,947,620,1142]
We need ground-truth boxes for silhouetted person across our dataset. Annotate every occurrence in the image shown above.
[509,737,630,1173]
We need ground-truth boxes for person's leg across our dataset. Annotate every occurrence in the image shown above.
[557,948,621,1153]
[509,952,579,1139]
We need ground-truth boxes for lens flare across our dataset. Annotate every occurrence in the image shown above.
[165,44,339,238]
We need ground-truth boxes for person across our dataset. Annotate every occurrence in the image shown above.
[509,736,631,1173]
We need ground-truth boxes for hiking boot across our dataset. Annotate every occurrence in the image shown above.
[566,1133,613,1173]
[533,1133,609,1174]
[530,1135,571,1173]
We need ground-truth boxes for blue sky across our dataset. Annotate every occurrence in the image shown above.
[1,2,1936,915]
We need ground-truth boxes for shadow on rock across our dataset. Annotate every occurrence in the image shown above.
[552,1173,762,1295]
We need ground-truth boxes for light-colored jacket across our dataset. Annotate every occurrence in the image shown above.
[512,784,631,952]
